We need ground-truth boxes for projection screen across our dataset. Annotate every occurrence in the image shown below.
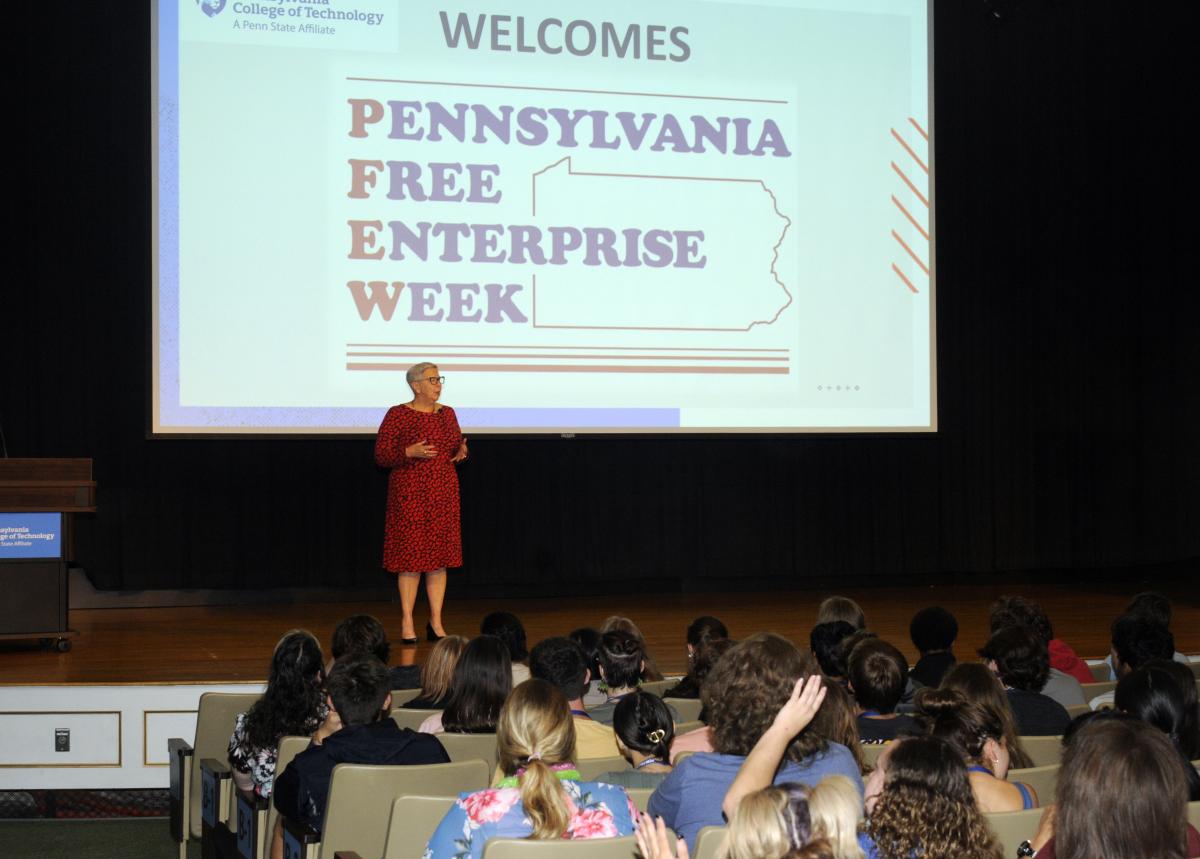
[152,0,934,434]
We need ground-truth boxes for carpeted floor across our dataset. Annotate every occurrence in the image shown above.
[0,818,200,859]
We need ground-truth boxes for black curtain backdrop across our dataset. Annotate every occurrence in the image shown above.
[5,3,1197,592]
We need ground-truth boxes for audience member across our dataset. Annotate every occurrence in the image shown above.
[648,634,862,851]
[589,630,679,725]
[724,783,836,859]
[1093,611,1176,709]
[1106,591,1190,679]
[864,736,1002,859]
[1030,715,1200,858]
[664,636,735,703]
[978,627,1071,735]
[402,634,467,709]
[528,636,616,760]
[420,635,511,734]
[817,596,866,630]
[567,626,607,707]
[809,681,866,775]
[829,629,878,683]
[595,690,674,788]
[424,679,637,858]
[330,613,419,689]
[915,688,1037,812]
[938,662,1033,768]
[1114,661,1200,799]
[847,639,916,742]
[481,611,530,686]
[685,614,729,659]
[600,615,665,681]
[989,595,1093,686]
[229,630,328,798]
[810,621,857,683]
[907,607,957,689]
[807,775,868,859]
[272,654,448,841]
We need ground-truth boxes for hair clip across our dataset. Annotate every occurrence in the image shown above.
[646,729,666,744]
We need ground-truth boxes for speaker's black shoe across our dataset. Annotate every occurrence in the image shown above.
[426,622,445,642]
[399,634,419,646]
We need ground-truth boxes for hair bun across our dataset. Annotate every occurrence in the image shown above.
[915,687,968,716]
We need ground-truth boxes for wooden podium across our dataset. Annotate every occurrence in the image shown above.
[0,458,96,651]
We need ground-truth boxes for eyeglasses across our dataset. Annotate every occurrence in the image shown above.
[422,376,446,385]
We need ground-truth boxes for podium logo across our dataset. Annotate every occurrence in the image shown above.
[197,0,227,17]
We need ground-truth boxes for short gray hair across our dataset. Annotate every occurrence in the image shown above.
[406,362,438,389]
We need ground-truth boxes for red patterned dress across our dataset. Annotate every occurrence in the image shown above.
[374,404,464,572]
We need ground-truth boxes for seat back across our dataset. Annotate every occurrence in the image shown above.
[860,743,890,769]
[576,756,631,781]
[437,733,499,778]
[191,691,262,838]
[319,760,490,859]
[1007,764,1058,805]
[390,708,442,732]
[383,795,457,859]
[638,680,674,697]
[1080,680,1116,700]
[390,688,424,707]
[626,788,653,813]
[1088,662,1110,682]
[1064,703,1090,719]
[482,835,639,858]
[664,698,703,723]
[983,808,1043,858]
[693,825,727,859]
[1017,736,1063,768]
[266,735,315,843]
[672,721,705,737]
[1188,800,1200,828]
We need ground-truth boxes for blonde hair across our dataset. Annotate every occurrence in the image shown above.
[807,776,865,859]
[497,679,577,840]
[418,635,467,703]
[724,784,834,859]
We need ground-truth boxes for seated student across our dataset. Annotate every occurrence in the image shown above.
[601,615,665,681]
[1106,591,1191,680]
[810,621,857,684]
[1029,714,1200,858]
[816,596,866,631]
[420,635,512,734]
[664,637,735,706]
[481,611,530,687]
[988,596,1086,706]
[847,639,916,742]
[1092,611,1176,709]
[907,607,958,690]
[684,615,728,660]
[596,691,674,788]
[915,689,1037,813]
[271,654,449,851]
[939,662,1033,769]
[424,679,637,859]
[229,630,328,799]
[588,631,679,725]
[528,636,616,760]
[648,634,862,852]
[978,627,1071,736]
[1114,661,1200,799]
[402,635,467,709]
[567,627,607,707]
[990,595,1093,686]
[330,613,419,690]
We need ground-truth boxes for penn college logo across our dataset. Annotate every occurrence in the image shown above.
[197,0,226,17]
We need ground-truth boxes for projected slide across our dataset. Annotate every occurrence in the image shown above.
[153,0,932,433]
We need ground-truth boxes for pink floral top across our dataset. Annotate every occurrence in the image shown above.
[423,778,638,859]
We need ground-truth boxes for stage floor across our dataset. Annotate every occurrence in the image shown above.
[2,582,1197,685]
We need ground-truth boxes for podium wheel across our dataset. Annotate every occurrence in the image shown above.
[55,638,72,652]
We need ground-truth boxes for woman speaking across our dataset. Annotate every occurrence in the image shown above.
[374,362,468,645]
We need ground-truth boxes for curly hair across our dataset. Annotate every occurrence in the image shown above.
[977,626,1049,692]
[867,736,1002,859]
[702,633,827,761]
[243,630,326,752]
[988,595,1053,644]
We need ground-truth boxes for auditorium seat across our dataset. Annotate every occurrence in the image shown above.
[1064,703,1091,719]
[390,688,424,707]
[252,734,311,859]
[576,755,631,781]
[626,787,654,813]
[673,720,704,736]
[383,795,456,859]
[1007,764,1059,805]
[1189,800,1200,828]
[437,732,499,778]
[1079,681,1117,699]
[390,707,441,732]
[169,689,261,851]
[282,759,490,859]
[1018,736,1063,768]
[1088,662,1111,682]
[481,835,640,858]
[664,697,703,723]
[639,680,675,696]
[692,825,728,859]
[861,743,890,769]
[984,807,1042,858]
[1189,660,1200,680]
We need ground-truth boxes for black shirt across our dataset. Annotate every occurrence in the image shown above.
[857,713,918,743]
[1006,688,1071,736]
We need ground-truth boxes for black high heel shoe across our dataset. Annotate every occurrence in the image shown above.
[426,622,445,642]
[399,632,419,646]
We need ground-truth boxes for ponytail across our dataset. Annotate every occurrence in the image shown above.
[519,758,572,840]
